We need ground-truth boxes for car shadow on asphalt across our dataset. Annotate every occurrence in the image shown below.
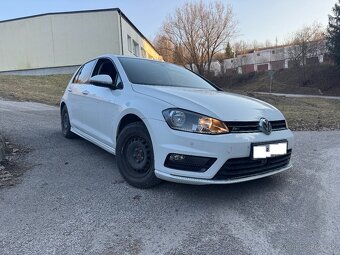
[160,174,290,200]
[59,132,293,202]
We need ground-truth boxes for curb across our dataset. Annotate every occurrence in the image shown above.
[0,134,5,162]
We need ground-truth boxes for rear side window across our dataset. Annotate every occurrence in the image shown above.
[73,60,96,84]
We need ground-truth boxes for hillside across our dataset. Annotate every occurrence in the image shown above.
[210,65,340,96]
[0,73,339,131]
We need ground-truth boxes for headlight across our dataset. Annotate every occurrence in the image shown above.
[162,109,229,134]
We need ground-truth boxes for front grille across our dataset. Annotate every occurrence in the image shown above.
[213,149,292,180]
[270,120,287,130]
[225,120,287,133]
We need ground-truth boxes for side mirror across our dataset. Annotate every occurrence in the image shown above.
[89,75,113,88]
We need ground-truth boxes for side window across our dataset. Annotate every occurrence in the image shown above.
[116,75,122,86]
[141,47,146,58]
[92,58,118,84]
[127,35,132,52]
[73,60,96,84]
[133,40,139,56]
[73,66,83,83]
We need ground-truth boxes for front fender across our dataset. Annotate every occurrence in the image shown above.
[112,94,172,149]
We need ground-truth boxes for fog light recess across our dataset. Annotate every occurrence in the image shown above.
[164,153,216,172]
[169,154,185,161]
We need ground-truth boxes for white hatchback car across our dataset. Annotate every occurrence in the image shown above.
[60,55,294,188]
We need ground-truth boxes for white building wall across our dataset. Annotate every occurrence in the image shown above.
[121,17,162,60]
[223,59,235,70]
[50,11,121,67]
[209,61,221,76]
[271,48,285,61]
[221,44,318,74]
[0,15,55,71]
[254,50,271,64]
[0,11,122,72]
[0,9,162,73]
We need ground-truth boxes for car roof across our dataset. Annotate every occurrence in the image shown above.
[94,54,164,63]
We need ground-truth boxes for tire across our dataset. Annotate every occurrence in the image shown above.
[61,106,76,139]
[116,122,161,188]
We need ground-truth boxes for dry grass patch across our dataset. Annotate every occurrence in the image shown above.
[0,74,72,105]
[0,74,339,131]
[251,94,340,131]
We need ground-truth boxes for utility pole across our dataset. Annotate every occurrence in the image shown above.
[268,70,275,93]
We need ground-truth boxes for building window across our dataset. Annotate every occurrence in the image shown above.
[141,47,146,58]
[127,35,132,52]
[133,40,139,56]
[231,60,233,63]
[257,53,260,56]
[272,50,275,54]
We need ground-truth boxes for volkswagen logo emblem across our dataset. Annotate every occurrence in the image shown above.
[259,118,272,135]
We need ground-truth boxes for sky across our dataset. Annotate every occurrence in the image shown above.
[0,0,336,45]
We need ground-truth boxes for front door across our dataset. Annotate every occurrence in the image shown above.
[83,58,121,147]
[68,60,97,133]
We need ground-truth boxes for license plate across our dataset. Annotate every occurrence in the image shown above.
[252,141,287,159]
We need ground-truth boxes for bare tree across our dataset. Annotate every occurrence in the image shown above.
[153,35,174,63]
[286,22,326,84]
[287,23,325,66]
[232,40,251,55]
[252,40,265,50]
[265,39,273,48]
[173,44,190,66]
[230,40,251,71]
[154,35,191,66]
[159,0,236,75]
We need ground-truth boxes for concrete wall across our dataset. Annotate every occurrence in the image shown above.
[0,10,122,72]
[51,11,121,66]
[209,61,221,76]
[0,65,79,76]
[0,15,54,71]
[221,42,327,75]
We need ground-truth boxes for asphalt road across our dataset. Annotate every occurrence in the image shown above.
[0,99,339,255]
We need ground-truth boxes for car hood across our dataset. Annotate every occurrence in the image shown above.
[132,85,285,121]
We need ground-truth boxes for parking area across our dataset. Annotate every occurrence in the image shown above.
[0,99,339,255]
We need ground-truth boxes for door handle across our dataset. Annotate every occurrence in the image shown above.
[82,90,89,95]
[67,88,72,92]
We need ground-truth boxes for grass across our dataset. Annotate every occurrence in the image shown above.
[249,93,340,131]
[0,74,72,105]
[210,65,340,96]
[0,74,339,131]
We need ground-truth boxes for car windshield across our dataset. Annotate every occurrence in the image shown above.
[118,57,217,90]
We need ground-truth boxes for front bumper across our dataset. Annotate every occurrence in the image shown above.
[155,164,292,185]
[146,119,294,185]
